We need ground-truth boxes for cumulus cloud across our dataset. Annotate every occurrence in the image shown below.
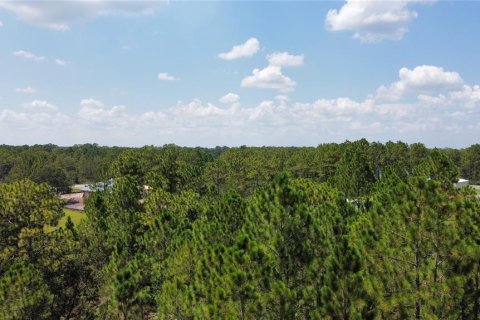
[325,0,432,42]
[219,93,240,104]
[78,98,168,130]
[13,50,46,61]
[16,87,36,94]
[218,38,260,60]
[79,98,104,109]
[267,52,304,67]
[415,84,480,112]
[55,59,67,66]
[241,66,296,93]
[241,51,303,92]
[1,65,479,147]
[78,98,128,125]
[0,109,68,126]
[158,72,178,81]
[173,99,237,119]
[185,65,478,145]
[0,108,72,145]
[376,65,464,101]
[449,85,480,109]
[23,100,57,111]
[0,1,166,30]
[139,111,167,124]
[170,98,372,132]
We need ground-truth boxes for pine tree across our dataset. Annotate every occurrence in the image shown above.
[0,261,54,320]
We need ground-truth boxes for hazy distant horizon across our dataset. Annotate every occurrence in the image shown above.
[1,138,477,150]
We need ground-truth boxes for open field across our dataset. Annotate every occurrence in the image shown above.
[60,208,86,226]
[45,208,86,232]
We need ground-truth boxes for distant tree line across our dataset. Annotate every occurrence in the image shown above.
[0,144,127,192]
[0,140,479,319]
[1,141,480,193]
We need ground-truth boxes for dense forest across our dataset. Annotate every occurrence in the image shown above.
[1,140,480,319]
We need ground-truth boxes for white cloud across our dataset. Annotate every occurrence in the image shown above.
[0,1,166,30]
[218,37,260,60]
[1,65,479,147]
[78,98,168,129]
[175,65,478,145]
[0,20,3,27]
[325,0,432,42]
[267,52,304,67]
[0,108,72,145]
[12,50,46,61]
[376,65,464,101]
[23,100,57,111]
[275,95,289,102]
[397,65,463,88]
[241,51,303,93]
[416,84,480,111]
[449,85,480,109]
[0,109,69,126]
[55,59,67,66]
[78,98,127,124]
[306,97,373,116]
[16,87,36,94]
[158,72,178,81]
[80,98,104,108]
[173,99,237,119]
[241,65,296,93]
[139,111,167,123]
[219,93,240,104]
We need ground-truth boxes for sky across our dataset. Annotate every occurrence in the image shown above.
[0,0,479,148]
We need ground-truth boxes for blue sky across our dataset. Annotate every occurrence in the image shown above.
[0,1,479,147]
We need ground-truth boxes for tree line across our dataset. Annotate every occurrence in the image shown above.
[1,141,480,194]
[0,139,479,319]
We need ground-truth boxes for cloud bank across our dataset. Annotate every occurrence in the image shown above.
[1,65,478,147]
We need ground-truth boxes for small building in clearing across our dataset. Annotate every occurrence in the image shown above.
[454,178,470,188]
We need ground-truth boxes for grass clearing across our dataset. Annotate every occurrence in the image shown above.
[60,208,86,226]
[45,208,87,232]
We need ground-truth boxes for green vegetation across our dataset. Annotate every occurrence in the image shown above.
[60,208,86,226]
[1,142,480,190]
[0,143,129,191]
[44,209,86,232]
[1,140,479,319]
